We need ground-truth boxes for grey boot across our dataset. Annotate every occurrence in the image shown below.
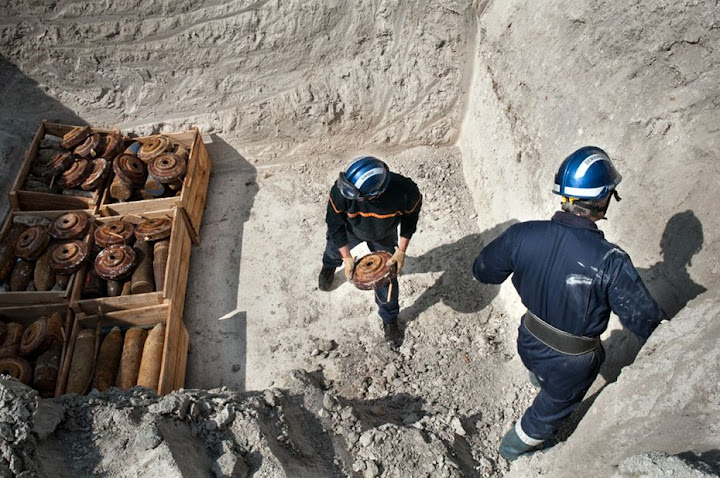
[499,423,543,461]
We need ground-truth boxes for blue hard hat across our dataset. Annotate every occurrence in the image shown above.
[336,156,390,200]
[553,146,622,200]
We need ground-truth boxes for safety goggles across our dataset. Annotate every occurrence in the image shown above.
[336,173,383,201]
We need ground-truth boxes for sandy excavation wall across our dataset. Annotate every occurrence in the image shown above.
[458,0,720,318]
[0,0,472,167]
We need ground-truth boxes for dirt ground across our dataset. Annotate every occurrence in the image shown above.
[1,0,719,476]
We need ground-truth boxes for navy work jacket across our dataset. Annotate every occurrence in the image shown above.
[473,212,665,342]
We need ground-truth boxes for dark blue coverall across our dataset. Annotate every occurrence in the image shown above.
[324,172,422,323]
[473,211,665,441]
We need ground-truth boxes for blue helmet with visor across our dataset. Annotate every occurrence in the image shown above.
[336,155,390,201]
[553,146,622,200]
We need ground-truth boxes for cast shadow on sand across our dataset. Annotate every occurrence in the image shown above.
[397,219,519,333]
[558,210,706,439]
[183,135,258,390]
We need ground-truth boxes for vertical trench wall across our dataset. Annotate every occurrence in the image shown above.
[458,0,720,316]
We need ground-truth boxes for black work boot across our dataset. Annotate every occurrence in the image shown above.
[383,319,402,350]
[318,266,335,291]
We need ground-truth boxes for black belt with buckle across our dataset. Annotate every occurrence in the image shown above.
[523,311,600,356]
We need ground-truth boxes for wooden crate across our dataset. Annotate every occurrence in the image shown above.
[8,121,117,212]
[0,303,74,397]
[0,210,94,307]
[70,207,192,316]
[58,301,188,395]
[98,127,211,240]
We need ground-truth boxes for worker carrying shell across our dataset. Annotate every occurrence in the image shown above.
[472,146,666,461]
[318,155,422,349]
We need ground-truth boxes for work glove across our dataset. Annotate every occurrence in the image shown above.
[343,256,355,281]
[387,248,406,275]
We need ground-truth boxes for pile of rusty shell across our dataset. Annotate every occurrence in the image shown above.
[47,240,89,274]
[81,158,111,191]
[74,133,104,158]
[19,317,47,357]
[34,341,62,392]
[109,175,132,201]
[0,323,24,358]
[49,212,90,240]
[34,251,56,291]
[116,327,148,389]
[14,225,51,260]
[0,357,32,385]
[148,153,187,183]
[153,240,170,291]
[134,218,172,242]
[10,260,34,291]
[94,221,135,248]
[61,126,92,149]
[131,241,154,294]
[113,154,147,187]
[138,136,171,163]
[43,152,74,179]
[101,131,125,160]
[66,328,96,395]
[92,327,123,392]
[137,323,165,391]
[0,224,28,282]
[58,158,92,189]
[94,244,137,280]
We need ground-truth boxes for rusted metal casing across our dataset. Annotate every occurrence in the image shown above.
[137,323,165,391]
[116,327,147,389]
[92,327,123,392]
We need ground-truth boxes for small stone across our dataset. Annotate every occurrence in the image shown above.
[190,403,201,419]
[134,426,162,450]
[177,396,190,420]
[232,364,241,373]
[32,400,65,440]
[317,339,337,352]
[214,406,235,429]
[322,393,337,411]
[359,431,374,447]
[451,417,466,436]
[212,450,249,478]
[364,460,379,478]
[310,348,321,357]
[352,460,366,472]
[263,390,276,407]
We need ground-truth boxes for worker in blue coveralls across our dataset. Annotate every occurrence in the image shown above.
[472,146,666,461]
[318,155,422,350]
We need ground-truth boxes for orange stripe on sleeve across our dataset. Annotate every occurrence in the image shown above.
[328,195,344,214]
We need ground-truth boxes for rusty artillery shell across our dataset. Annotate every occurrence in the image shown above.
[153,240,169,291]
[0,224,28,282]
[34,341,62,392]
[45,312,64,346]
[61,126,91,150]
[0,323,24,359]
[131,241,154,294]
[121,281,132,296]
[19,317,48,357]
[107,280,123,297]
[110,175,133,201]
[56,273,71,290]
[143,174,165,197]
[116,327,147,389]
[0,357,32,385]
[34,251,56,292]
[92,327,123,392]
[81,268,106,299]
[10,260,34,292]
[137,323,165,391]
[66,328,96,395]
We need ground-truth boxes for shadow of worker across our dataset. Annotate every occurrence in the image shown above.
[599,210,707,385]
[399,219,518,328]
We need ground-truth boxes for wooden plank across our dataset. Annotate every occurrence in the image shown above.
[179,206,199,246]
[163,206,192,317]
[56,310,80,397]
[183,129,212,236]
